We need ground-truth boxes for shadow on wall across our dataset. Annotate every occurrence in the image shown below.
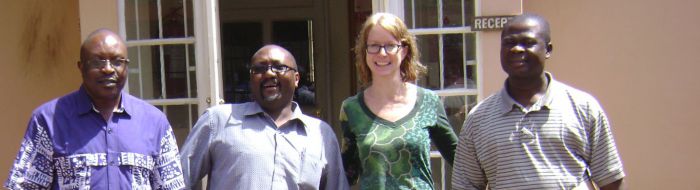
[20,0,73,78]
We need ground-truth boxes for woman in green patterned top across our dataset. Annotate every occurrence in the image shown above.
[340,13,458,190]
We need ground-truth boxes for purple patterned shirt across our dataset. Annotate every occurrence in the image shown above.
[5,86,185,190]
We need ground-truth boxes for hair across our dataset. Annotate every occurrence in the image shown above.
[503,13,551,43]
[353,13,426,87]
[80,28,124,62]
[251,44,298,68]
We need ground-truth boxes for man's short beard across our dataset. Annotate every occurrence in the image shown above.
[263,93,281,102]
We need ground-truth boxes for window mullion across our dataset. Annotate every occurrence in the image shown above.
[411,0,416,29]
[438,0,443,28]
[409,27,472,35]
[126,37,196,47]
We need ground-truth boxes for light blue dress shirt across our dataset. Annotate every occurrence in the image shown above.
[180,102,349,190]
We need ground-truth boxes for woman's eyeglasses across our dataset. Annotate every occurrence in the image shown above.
[366,44,404,54]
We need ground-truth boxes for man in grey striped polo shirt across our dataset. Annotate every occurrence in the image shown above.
[452,13,625,190]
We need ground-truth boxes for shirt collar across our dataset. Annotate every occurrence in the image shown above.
[77,86,130,116]
[244,101,309,129]
[496,72,556,115]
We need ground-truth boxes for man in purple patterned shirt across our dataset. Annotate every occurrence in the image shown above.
[4,29,185,190]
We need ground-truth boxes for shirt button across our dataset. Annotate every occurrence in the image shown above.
[107,128,113,134]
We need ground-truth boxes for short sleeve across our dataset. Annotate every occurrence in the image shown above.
[586,101,625,186]
[5,114,55,190]
[452,112,487,190]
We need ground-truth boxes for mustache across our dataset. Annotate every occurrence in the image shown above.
[261,78,279,87]
[100,75,119,82]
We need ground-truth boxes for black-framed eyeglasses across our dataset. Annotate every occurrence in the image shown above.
[86,58,130,69]
[366,44,404,54]
[249,64,297,74]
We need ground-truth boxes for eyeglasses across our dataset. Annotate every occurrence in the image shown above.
[366,44,404,54]
[249,64,297,74]
[85,58,129,69]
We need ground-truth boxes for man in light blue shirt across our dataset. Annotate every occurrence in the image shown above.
[180,45,349,190]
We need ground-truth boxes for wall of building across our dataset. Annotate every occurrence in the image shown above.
[0,0,82,181]
[478,0,522,97]
[78,0,120,40]
[520,1,699,189]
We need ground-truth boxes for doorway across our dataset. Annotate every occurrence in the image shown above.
[221,20,317,116]
[217,0,353,126]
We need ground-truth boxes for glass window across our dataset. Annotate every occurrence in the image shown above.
[409,0,439,28]
[125,0,193,40]
[416,35,439,89]
[220,20,318,116]
[401,1,477,189]
[124,0,198,147]
[404,0,478,118]
[157,105,198,147]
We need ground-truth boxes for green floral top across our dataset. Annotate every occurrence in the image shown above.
[340,87,458,190]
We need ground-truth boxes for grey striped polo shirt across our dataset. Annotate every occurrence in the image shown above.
[452,74,625,190]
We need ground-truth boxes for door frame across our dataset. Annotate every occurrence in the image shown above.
[192,0,225,113]
[217,0,333,121]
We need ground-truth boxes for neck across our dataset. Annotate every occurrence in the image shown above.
[506,73,549,107]
[367,79,411,102]
[90,94,121,121]
[262,102,295,127]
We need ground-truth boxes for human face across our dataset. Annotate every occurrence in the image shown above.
[249,46,299,111]
[80,34,128,101]
[365,25,407,80]
[500,19,551,79]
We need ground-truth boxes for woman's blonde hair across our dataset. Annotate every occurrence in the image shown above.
[353,13,426,87]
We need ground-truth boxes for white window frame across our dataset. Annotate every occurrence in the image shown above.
[379,0,482,189]
[118,0,223,118]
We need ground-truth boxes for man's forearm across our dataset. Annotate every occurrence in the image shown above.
[599,179,624,190]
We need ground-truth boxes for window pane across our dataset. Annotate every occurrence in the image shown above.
[158,105,197,148]
[127,46,158,99]
[272,20,316,114]
[161,0,191,38]
[430,156,451,190]
[465,33,477,90]
[186,0,194,37]
[190,104,199,126]
[150,45,165,99]
[188,44,197,97]
[127,47,142,97]
[465,33,476,61]
[466,64,477,89]
[413,0,438,28]
[464,0,476,28]
[221,22,263,103]
[468,95,477,110]
[443,0,463,27]
[125,0,158,40]
[128,44,196,99]
[403,0,414,28]
[442,95,477,134]
[443,95,466,133]
[125,0,192,40]
[416,35,439,90]
[125,0,137,39]
[163,45,191,98]
[443,34,464,89]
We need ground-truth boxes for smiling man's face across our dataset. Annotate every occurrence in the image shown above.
[500,16,551,79]
[249,45,299,112]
